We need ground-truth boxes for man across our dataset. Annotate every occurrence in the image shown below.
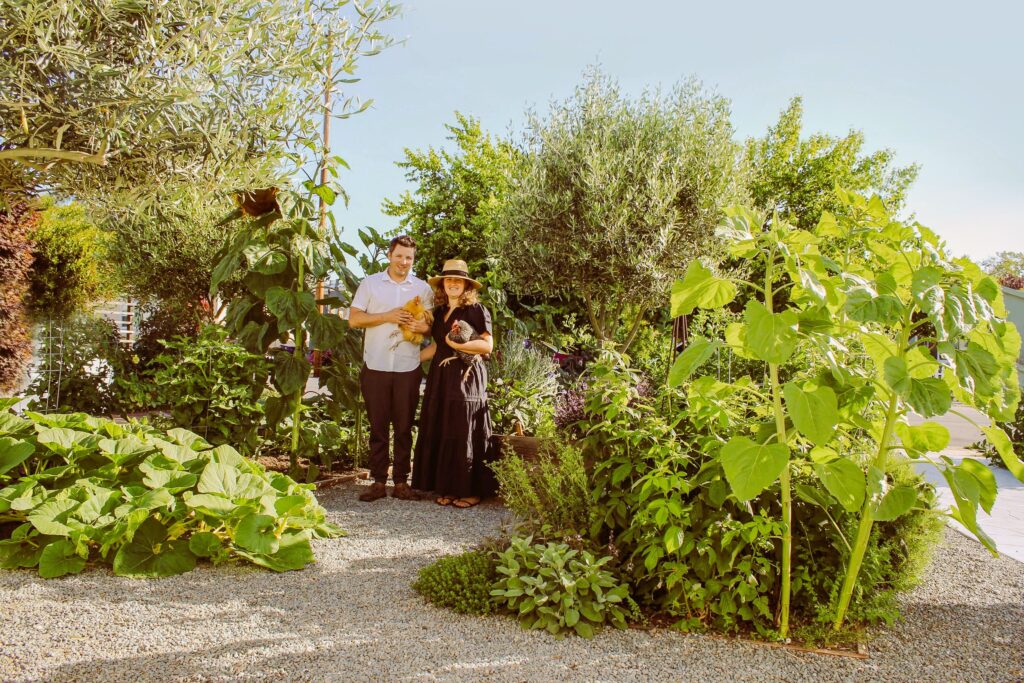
[348,235,433,502]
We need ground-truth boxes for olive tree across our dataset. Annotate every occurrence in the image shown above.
[492,69,747,348]
[0,0,398,208]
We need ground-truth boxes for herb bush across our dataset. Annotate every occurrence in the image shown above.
[413,550,496,615]
[131,298,209,369]
[583,356,779,634]
[110,358,162,415]
[490,535,631,638]
[152,325,270,454]
[553,381,587,437]
[622,318,672,385]
[0,403,342,577]
[802,460,944,633]
[489,442,592,539]
[488,330,558,436]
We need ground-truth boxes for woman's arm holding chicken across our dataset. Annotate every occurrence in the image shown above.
[446,333,491,355]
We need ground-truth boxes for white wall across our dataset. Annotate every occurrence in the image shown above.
[1002,286,1024,385]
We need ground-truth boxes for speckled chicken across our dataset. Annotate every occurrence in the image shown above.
[438,319,484,383]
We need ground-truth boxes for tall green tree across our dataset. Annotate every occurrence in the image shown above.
[106,197,240,313]
[745,97,919,230]
[26,199,113,321]
[493,69,746,348]
[382,112,518,281]
[982,251,1024,287]
[103,197,244,363]
[0,0,398,208]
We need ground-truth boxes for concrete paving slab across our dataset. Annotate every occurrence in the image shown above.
[909,405,1023,563]
[915,453,1024,563]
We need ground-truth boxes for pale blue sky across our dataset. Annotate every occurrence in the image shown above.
[331,0,1023,266]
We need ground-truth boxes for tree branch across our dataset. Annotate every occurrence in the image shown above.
[621,304,649,352]
[584,296,605,342]
[0,141,108,166]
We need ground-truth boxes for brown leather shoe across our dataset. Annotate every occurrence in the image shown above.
[358,482,387,502]
[391,483,421,501]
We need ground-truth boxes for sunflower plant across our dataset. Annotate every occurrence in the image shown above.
[670,189,1021,636]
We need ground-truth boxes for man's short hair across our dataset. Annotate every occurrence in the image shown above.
[388,235,416,254]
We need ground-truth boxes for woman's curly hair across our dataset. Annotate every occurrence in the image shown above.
[433,282,479,309]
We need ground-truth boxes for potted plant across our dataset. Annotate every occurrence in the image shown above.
[488,331,558,459]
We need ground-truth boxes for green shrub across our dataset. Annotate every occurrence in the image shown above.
[799,459,944,632]
[0,403,342,578]
[490,535,631,638]
[490,442,591,538]
[621,318,672,386]
[413,550,497,615]
[26,199,113,321]
[581,351,943,636]
[152,324,270,453]
[581,355,780,634]
[111,359,161,414]
[131,298,208,369]
[262,392,355,477]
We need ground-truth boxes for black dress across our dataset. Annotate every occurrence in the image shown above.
[412,303,498,499]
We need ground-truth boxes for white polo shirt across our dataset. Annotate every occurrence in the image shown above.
[350,270,434,372]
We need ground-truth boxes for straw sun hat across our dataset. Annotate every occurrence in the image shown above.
[428,259,482,290]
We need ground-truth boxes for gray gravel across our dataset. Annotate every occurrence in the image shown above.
[1,481,1022,683]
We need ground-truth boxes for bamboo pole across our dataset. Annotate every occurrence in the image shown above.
[313,31,333,375]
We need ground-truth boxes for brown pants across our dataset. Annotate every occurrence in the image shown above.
[360,364,422,485]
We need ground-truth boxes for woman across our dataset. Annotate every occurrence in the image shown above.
[411,259,497,508]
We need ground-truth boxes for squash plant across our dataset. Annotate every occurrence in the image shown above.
[210,185,348,478]
[670,190,1021,636]
[0,403,342,577]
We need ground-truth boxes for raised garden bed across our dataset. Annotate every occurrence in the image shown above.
[255,453,369,489]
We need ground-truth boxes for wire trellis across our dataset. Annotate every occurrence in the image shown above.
[35,319,65,414]
[30,303,137,415]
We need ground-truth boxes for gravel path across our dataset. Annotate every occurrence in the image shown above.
[1,481,1022,682]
